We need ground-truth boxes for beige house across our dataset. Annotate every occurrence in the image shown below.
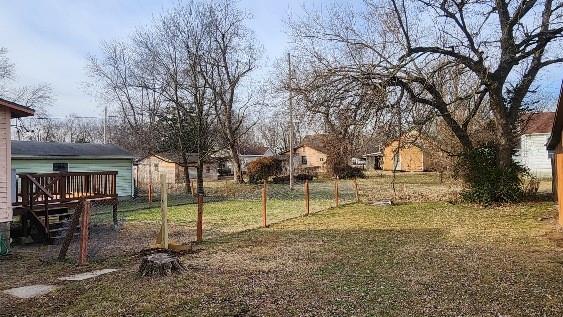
[292,144,328,173]
[0,98,34,247]
[135,153,218,191]
[282,135,330,173]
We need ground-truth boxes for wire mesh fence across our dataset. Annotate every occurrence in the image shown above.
[43,177,362,264]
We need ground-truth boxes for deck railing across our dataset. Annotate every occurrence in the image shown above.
[14,171,118,207]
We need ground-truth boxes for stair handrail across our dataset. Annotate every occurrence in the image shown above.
[24,174,54,201]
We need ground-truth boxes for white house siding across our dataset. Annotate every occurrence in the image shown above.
[240,149,274,172]
[12,159,134,197]
[514,133,552,177]
[0,108,11,222]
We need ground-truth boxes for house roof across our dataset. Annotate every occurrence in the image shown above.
[547,82,563,150]
[0,97,35,118]
[140,152,216,166]
[279,134,334,155]
[521,112,555,134]
[12,141,134,159]
[239,145,270,156]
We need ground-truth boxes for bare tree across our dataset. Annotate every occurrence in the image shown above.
[257,109,305,154]
[88,41,162,154]
[1,47,54,138]
[290,0,563,184]
[88,1,223,194]
[0,47,14,97]
[204,0,261,183]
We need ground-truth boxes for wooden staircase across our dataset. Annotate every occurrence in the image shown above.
[12,171,119,243]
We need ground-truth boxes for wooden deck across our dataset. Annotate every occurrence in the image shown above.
[12,171,118,243]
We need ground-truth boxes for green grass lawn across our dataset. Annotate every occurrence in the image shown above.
[119,198,335,238]
[2,201,562,316]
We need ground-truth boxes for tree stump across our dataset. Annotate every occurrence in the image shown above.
[139,253,186,277]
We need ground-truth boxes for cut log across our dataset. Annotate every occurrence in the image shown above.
[139,253,186,277]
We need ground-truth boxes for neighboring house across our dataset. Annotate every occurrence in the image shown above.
[135,153,218,189]
[382,134,436,172]
[217,146,274,174]
[282,135,329,173]
[11,141,135,197]
[0,98,34,247]
[514,112,555,177]
[239,146,274,171]
[546,82,563,227]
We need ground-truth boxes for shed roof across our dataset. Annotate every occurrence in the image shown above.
[0,97,35,118]
[239,145,270,156]
[139,152,216,166]
[12,141,134,159]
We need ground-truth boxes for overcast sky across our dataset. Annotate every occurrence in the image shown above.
[0,1,561,118]
[0,0,300,117]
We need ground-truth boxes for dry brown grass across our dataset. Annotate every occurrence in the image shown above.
[1,199,562,316]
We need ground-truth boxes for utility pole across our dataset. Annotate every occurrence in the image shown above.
[288,53,294,190]
[103,106,107,144]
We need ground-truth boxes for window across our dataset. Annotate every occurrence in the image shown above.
[205,165,211,173]
[320,157,325,162]
[154,163,159,172]
[301,156,308,165]
[53,163,68,172]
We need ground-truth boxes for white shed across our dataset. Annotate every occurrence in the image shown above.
[514,112,555,178]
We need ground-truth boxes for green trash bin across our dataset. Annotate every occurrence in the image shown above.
[0,235,8,256]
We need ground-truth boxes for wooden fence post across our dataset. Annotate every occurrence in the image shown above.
[354,178,360,203]
[196,194,203,242]
[334,177,340,207]
[148,181,153,208]
[304,180,310,216]
[160,173,169,249]
[78,200,91,266]
[262,181,267,227]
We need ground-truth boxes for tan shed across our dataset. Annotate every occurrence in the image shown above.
[546,82,563,227]
[382,133,437,172]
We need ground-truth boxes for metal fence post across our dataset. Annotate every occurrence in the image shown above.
[334,177,340,207]
[262,181,267,227]
[354,178,360,203]
[304,180,310,216]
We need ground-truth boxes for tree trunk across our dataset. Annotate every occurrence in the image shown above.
[182,155,192,195]
[228,141,244,183]
[489,88,517,169]
[139,253,186,277]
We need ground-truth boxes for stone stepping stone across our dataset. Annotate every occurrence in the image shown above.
[58,269,118,281]
[3,284,58,299]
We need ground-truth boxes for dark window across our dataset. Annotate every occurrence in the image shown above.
[53,163,68,172]
[301,156,307,165]
[205,165,211,173]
